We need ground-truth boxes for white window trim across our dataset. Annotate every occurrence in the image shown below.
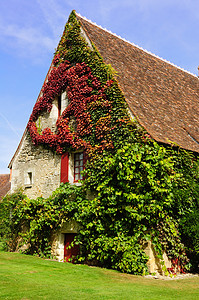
[68,152,84,185]
[60,91,68,115]
[24,170,33,188]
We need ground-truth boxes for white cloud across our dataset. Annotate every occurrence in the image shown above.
[0,0,78,62]
[0,20,57,62]
[0,0,66,63]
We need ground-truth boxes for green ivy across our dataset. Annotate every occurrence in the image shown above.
[1,140,198,273]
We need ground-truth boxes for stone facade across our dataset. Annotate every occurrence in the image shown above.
[9,96,83,198]
[10,100,62,199]
[10,132,61,199]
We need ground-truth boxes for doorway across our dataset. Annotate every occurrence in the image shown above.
[64,233,79,263]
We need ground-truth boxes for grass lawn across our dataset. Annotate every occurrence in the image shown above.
[0,251,199,300]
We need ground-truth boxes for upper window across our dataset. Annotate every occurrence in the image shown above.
[58,91,69,116]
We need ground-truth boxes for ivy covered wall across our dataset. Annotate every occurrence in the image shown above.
[1,11,198,275]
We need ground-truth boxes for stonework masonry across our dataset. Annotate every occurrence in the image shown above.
[10,132,61,199]
[36,99,59,134]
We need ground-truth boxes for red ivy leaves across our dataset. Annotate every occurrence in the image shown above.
[27,61,115,154]
[29,61,71,122]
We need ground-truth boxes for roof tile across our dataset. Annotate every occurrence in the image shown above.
[77,14,199,152]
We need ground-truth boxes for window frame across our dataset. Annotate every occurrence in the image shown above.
[73,152,85,183]
[58,91,69,117]
[61,151,86,184]
[24,171,33,188]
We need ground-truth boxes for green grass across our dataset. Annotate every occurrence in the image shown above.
[0,251,198,300]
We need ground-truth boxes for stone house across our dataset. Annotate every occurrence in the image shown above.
[8,11,199,272]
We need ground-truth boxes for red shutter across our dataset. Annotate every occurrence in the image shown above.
[61,152,69,183]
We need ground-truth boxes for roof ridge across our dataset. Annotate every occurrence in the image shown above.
[76,12,198,79]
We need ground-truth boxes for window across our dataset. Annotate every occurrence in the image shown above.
[27,172,33,185]
[25,171,33,187]
[60,152,86,184]
[74,153,84,182]
[58,91,69,116]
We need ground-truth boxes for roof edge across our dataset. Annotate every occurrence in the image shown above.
[76,12,198,79]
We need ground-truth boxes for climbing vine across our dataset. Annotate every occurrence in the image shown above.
[27,61,123,155]
[1,11,198,275]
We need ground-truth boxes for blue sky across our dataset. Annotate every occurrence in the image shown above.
[0,0,199,173]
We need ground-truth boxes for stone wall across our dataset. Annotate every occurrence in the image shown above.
[10,132,61,199]
[144,240,171,275]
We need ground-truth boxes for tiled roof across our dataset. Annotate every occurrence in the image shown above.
[76,13,199,153]
[0,174,10,199]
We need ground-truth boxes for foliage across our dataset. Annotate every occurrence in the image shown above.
[0,189,26,251]
[0,184,85,258]
[170,149,199,272]
[1,143,198,273]
[80,141,198,272]
[27,11,129,156]
[1,10,198,275]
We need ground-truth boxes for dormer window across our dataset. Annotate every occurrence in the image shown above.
[58,91,69,116]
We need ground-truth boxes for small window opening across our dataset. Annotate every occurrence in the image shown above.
[27,172,33,185]
[58,91,69,116]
